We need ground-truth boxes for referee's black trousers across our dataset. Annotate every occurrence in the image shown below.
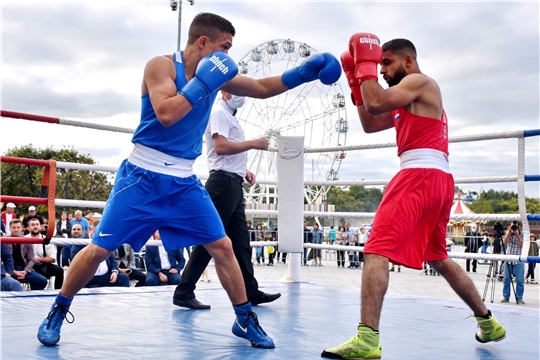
[174,172,260,301]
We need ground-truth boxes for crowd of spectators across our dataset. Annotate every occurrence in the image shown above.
[2,202,538,299]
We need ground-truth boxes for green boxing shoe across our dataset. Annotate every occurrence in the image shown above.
[321,324,382,359]
[473,311,506,343]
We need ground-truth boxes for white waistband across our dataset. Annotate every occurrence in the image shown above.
[128,144,195,178]
[399,149,451,173]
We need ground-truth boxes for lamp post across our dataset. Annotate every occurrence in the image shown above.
[170,0,195,52]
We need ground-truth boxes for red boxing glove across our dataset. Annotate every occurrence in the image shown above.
[340,51,363,106]
[348,33,383,82]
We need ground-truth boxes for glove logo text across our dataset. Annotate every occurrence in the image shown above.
[209,55,230,75]
[359,36,379,50]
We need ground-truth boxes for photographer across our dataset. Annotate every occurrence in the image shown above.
[501,221,525,304]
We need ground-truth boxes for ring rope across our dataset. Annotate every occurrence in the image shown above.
[1,236,539,264]
[3,110,537,152]
[0,110,134,134]
[6,158,535,188]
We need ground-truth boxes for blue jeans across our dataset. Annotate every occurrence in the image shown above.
[503,262,525,300]
[14,266,47,290]
[85,272,130,288]
[1,276,23,291]
[146,270,181,286]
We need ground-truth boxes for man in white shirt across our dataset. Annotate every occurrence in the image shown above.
[1,203,17,236]
[30,220,65,289]
[174,90,281,309]
[145,245,185,286]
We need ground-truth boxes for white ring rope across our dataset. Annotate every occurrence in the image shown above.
[244,210,526,222]
[59,118,134,134]
[50,161,522,188]
[45,238,540,263]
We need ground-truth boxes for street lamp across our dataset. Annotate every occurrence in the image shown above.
[170,1,195,52]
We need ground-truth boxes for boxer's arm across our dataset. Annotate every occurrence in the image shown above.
[212,134,268,156]
[222,52,340,97]
[143,56,193,128]
[361,74,428,116]
[357,106,394,133]
[221,75,288,99]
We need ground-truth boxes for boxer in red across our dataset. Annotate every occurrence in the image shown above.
[321,35,506,359]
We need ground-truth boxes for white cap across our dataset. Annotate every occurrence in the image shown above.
[29,206,36,211]
[6,203,15,208]
[93,212,102,218]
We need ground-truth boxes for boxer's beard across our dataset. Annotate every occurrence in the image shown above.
[387,65,407,87]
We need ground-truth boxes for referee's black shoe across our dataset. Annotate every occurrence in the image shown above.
[249,292,281,306]
[173,297,211,310]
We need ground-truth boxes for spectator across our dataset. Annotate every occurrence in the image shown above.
[113,244,146,287]
[265,230,276,266]
[70,221,130,288]
[303,221,313,266]
[311,222,324,266]
[22,205,45,235]
[7,219,47,290]
[255,223,265,266]
[55,211,72,267]
[1,202,17,236]
[480,229,490,255]
[27,218,64,289]
[246,220,256,264]
[344,222,356,241]
[445,232,455,252]
[145,245,185,286]
[1,243,23,291]
[334,226,348,268]
[356,227,369,269]
[525,234,538,285]
[55,212,72,238]
[501,221,525,304]
[40,218,50,237]
[344,222,358,268]
[85,212,94,225]
[274,227,286,264]
[464,224,480,272]
[70,210,89,238]
[63,223,86,268]
[327,225,337,245]
[67,213,73,222]
[255,229,264,266]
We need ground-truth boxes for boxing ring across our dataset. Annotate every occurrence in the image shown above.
[1,110,539,359]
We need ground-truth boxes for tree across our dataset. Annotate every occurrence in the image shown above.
[1,144,113,220]
[468,189,539,226]
[327,186,384,214]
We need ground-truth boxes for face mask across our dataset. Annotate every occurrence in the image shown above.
[226,95,246,109]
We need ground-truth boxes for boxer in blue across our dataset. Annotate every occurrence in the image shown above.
[37,12,341,349]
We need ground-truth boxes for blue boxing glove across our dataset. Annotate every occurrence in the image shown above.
[282,53,341,89]
[180,51,238,107]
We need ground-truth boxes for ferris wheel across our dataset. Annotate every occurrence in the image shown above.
[234,39,348,207]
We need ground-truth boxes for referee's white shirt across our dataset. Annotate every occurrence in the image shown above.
[205,99,247,178]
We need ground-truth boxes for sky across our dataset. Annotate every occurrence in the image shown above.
[1,1,539,201]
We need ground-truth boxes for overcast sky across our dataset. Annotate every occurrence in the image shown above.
[2,1,539,201]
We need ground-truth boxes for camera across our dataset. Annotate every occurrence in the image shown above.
[511,221,518,231]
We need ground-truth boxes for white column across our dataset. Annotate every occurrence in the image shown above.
[277,136,304,281]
